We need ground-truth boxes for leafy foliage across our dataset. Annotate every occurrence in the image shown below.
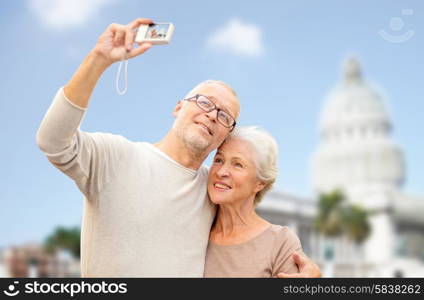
[44,226,81,258]
[315,190,370,243]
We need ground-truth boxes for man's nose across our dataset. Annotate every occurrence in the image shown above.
[205,109,218,122]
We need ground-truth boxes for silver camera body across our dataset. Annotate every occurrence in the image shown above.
[135,22,174,45]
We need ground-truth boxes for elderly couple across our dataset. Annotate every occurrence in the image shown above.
[37,18,321,278]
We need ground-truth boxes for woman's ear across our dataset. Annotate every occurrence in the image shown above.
[172,100,184,118]
[254,181,266,193]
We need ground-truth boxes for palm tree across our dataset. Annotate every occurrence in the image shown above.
[314,190,345,237]
[314,190,370,276]
[44,226,81,258]
[341,204,370,244]
[315,190,370,242]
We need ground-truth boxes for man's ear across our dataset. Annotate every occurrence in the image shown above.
[172,100,184,118]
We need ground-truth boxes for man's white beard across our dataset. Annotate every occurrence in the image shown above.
[182,130,211,155]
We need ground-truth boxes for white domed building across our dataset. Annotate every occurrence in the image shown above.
[258,57,424,277]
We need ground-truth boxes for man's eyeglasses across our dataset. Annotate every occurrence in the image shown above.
[184,94,236,131]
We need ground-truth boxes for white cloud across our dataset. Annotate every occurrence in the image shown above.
[206,18,264,57]
[28,0,113,30]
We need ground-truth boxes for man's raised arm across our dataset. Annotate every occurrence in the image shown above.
[65,18,153,108]
[36,18,153,197]
[37,18,153,152]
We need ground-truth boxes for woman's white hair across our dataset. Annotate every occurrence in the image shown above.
[226,126,278,206]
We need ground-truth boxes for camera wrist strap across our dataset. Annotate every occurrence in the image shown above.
[115,52,129,95]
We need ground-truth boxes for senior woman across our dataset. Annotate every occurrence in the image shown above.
[204,126,302,277]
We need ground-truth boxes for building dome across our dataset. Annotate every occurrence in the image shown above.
[312,58,405,195]
[320,58,390,133]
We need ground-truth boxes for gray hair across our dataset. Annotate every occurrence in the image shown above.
[226,126,278,206]
[185,80,238,99]
[183,80,240,118]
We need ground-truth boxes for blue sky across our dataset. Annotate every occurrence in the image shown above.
[1,0,423,247]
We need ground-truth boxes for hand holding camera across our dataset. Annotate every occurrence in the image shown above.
[64,18,174,107]
[92,18,155,66]
[88,18,174,95]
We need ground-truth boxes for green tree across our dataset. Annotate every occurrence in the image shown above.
[315,190,370,244]
[341,204,370,244]
[44,226,81,258]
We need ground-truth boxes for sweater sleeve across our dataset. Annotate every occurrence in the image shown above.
[36,87,131,198]
[271,226,303,277]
